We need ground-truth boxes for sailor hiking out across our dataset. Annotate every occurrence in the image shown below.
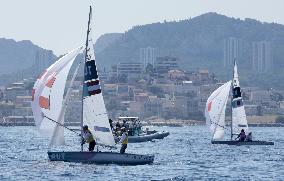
[246,132,253,142]
[82,125,96,151]
[120,127,128,154]
[236,129,246,142]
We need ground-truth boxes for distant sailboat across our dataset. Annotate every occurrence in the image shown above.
[31,6,154,164]
[205,61,274,145]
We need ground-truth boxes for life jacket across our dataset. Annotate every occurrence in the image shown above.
[83,129,94,143]
[240,132,246,139]
[122,132,128,144]
[246,134,252,141]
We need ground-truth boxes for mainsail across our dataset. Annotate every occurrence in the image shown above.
[31,46,83,145]
[205,81,231,140]
[231,61,248,134]
[82,7,115,147]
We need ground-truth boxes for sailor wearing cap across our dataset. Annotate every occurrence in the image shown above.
[82,125,96,151]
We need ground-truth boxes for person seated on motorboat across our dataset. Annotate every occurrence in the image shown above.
[115,121,121,130]
[119,127,128,154]
[134,124,143,135]
[236,129,246,142]
[82,125,96,151]
[128,122,134,136]
[137,120,142,134]
[121,120,129,129]
[246,132,253,142]
[145,127,149,134]
[133,127,138,136]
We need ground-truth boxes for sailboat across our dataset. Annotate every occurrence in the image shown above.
[31,6,154,164]
[205,61,274,145]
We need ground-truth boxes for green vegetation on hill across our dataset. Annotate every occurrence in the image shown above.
[95,12,284,89]
[0,38,57,85]
[0,38,57,75]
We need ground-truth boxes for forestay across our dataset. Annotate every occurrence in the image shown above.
[232,61,248,134]
[31,46,83,145]
[205,81,231,140]
[82,8,115,147]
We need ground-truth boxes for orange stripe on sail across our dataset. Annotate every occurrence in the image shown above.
[39,96,50,109]
[208,101,212,112]
[46,77,56,88]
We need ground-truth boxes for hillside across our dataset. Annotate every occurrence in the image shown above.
[94,33,122,54]
[95,13,284,89]
[0,38,57,75]
[0,38,57,85]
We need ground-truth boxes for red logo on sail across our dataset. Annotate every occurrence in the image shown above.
[208,101,212,112]
[39,96,50,109]
[46,77,56,88]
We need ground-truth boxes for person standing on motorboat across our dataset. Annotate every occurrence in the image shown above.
[122,120,129,129]
[246,132,253,142]
[116,121,121,130]
[120,127,128,154]
[128,121,134,136]
[82,125,96,151]
[236,129,246,141]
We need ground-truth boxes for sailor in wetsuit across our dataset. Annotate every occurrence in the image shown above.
[82,125,96,151]
[236,129,246,141]
[246,132,253,142]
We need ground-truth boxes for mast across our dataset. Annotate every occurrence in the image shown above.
[81,6,92,152]
[230,81,233,140]
[230,60,236,140]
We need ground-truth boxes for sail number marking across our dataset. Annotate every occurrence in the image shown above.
[85,66,92,76]
[50,153,65,160]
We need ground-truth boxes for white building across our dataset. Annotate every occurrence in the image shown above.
[140,47,157,68]
[252,41,273,72]
[34,50,55,76]
[117,62,143,75]
[223,37,244,68]
[154,56,179,73]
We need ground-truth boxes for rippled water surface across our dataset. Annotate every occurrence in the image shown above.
[0,126,283,180]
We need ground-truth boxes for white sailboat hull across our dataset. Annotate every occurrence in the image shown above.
[48,151,154,165]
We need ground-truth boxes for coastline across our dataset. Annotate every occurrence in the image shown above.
[1,117,284,127]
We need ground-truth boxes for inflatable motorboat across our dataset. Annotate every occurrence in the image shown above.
[113,117,170,143]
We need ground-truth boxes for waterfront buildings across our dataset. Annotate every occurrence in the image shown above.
[117,62,144,75]
[0,61,282,126]
[154,56,179,73]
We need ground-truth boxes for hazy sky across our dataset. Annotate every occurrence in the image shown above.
[0,0,283,55]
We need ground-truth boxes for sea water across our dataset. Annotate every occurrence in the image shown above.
[0,126,283,180]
